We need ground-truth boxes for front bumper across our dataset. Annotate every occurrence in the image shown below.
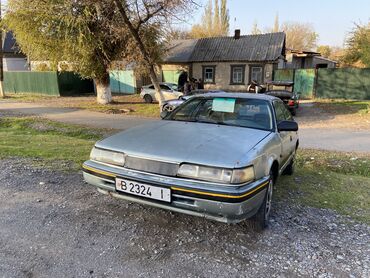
[82,160,269,223]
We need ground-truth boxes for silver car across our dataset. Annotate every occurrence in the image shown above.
[83,93,299,231]
[140,82,182,103]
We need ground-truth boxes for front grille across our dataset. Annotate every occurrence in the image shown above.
[124,156,179,176]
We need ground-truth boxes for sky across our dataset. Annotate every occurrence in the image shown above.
[181,0,370,47]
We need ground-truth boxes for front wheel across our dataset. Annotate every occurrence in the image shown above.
[248,175,274,232]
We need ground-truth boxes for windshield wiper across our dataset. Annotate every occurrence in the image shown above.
[196,119,229,126]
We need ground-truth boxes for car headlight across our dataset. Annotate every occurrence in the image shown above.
[90,147,125,166]
[231,167,255,184]
[177,164,255,184]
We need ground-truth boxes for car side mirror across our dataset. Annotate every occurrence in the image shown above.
[160,111,169,119]
[277,120,298,132]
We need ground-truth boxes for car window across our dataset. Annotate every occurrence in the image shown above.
[160,84,171,91]
[171,99,201,121]
[168,97,274,131]
[273,100,292,122]
[148,85,154,89]
[170,84,178,91]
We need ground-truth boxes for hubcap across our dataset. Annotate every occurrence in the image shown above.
[265,179,273,220]
[164,105,173,112]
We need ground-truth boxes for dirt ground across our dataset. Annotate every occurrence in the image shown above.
[295,101,370,131]
[0,158,369,277]
[3,95,370,130]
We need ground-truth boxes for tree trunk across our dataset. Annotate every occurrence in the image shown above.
[0,81,4,98]
[113,0,165,107]
[95,73,112,104]
[148,65,164,106]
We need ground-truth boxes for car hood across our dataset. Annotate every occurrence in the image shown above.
[96,121,271,168]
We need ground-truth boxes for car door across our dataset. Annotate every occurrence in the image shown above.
[160,84,176,100]
[273,100,295,165]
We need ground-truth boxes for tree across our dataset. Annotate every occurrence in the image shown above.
[251,20,261,35]
[343,22,370,67]
[281,22,318,50]
[220,0,229,35]
[213,0,220,34]
[4,0,194,105]
[0,0,4,98]
[190,0,229,38]
[165,28,191,41]
[317,45,332,58]
[273,13,279,33]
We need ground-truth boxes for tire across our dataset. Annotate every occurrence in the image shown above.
[248,173,274,232]
[282,157,295,175]
[290,107,296,116]
[144,94,153,103]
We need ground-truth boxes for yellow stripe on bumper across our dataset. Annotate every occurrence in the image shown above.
[83,164,268,200]
[83,164,117,178]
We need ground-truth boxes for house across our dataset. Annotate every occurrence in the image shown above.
[161,31,286,91]
[2,32,30,71]
[285,49,337,69]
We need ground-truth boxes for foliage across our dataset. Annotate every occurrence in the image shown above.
[343,22,370,68]
[220,0,229,36]
[251,19,318,51]
[190,0,229,38]
[277,149,370,224]
[281,22,318,50]
[3,0,193,105]
[4,0,129,83]
[317,45,332,58]
[273,13,279,33]
[251,20,262,35]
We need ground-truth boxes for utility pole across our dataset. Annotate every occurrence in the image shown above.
[0,0,4,98]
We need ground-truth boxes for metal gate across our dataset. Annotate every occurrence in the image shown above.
[110,70,136,94]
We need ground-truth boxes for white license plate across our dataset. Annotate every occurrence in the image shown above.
[115,178,171,203]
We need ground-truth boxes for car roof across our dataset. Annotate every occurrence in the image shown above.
[144,82,176,87]
[197,92,279,101]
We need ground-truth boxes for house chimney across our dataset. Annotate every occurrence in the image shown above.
[234,29,241,39]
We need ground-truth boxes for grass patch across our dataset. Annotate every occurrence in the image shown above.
[276,149,370,224]
[1,93,161,118]
[0,116,107,170]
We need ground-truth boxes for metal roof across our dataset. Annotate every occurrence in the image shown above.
[163,32,285,63]
[2,32,21,54]
[164,39,198,63]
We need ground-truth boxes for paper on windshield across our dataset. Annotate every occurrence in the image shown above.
[212,98,236,113]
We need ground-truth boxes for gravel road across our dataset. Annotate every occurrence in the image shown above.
[0,158,369,278]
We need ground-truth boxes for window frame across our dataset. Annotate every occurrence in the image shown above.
[249,65,264,84]
[230,64,246,85]
[202,65,216,84]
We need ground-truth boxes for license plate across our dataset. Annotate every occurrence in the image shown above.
[115,178,171,203]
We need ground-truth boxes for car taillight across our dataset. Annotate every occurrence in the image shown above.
[288,100,295,106]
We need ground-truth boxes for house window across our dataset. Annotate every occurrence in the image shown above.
[250,66,263,84]
[202,66,216,84]
[230,65,245,84]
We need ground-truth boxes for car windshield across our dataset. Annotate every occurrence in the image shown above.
[167,97,274,131]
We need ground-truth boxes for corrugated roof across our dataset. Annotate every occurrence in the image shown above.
[3,32,21,53]
[190,32,285,62]
[163,32,285,63]
[164,39,198,63]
